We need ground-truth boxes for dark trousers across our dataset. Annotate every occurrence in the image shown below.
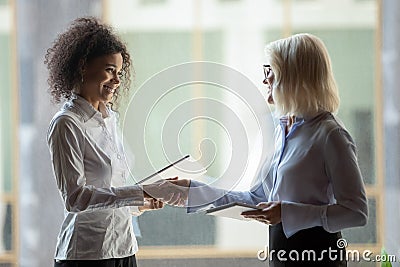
[54,255,137,267]
[269,223,347,267]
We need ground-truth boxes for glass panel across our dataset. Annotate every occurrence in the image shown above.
[0,202,12,252]
[139,0,166,5]
[123,31,222,247]
[122,31,222,87]
[0,202,5,252]
[122,31,224,170]
[0,2,14,265]
[218,0,242,3]
[0,33,12,193]
[352,109,374,185]
[138,207,215,246]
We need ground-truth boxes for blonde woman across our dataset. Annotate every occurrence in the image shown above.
[172,33,368,267]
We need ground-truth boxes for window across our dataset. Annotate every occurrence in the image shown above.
[5,0,384,266]
[0,1,18,266]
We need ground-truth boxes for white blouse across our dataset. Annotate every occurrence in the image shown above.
[47,95,144,260]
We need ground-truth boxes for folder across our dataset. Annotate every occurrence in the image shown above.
[205,202,261,221]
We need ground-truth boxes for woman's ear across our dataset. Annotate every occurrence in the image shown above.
[78,59,86,83]
[72,59,86,94]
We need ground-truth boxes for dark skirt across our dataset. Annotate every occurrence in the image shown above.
[54,255,137,267]
[268,223,347,267]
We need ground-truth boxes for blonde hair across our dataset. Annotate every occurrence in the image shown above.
[265,33,340,117]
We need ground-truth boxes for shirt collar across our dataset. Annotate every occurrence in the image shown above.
[279,111,329,125]
[67,94,111,122]
[279,115,304,126]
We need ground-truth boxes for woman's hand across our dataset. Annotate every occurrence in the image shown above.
[161,178,191,206]
[166,177,191,187]
[241,201,281,225]
[142,177,190,207]
[138,198,164,212]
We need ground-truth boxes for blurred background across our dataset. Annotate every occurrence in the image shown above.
[1,0,400,266]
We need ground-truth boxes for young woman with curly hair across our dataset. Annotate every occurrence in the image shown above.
[45,17,184,267]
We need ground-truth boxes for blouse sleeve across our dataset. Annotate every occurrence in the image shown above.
[186,147,274,213]
[321,128,368,232]
[187,179,268,213]
[47,115,144,213]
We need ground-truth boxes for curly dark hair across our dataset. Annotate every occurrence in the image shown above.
[44,16,132,110]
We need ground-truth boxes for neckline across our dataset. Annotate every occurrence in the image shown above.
[70,94,110,121]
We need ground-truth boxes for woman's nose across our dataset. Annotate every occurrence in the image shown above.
[112,74,120,84]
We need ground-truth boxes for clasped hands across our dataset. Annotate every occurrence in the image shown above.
[139,177,282,226]
[141,177,190,211]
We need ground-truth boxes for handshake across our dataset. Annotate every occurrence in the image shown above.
[138,178,190,212]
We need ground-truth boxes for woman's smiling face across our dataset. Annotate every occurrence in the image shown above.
[80,53,123,108]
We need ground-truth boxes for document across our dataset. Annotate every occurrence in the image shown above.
[205,202,262,221]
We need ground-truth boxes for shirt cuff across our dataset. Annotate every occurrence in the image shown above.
[114,185,145,207]
[281,201,324,238]
[187,180,227,212]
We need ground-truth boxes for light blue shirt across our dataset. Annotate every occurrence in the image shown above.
[188,111,368,238]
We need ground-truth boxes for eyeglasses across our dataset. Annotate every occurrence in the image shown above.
[263,64,273,84]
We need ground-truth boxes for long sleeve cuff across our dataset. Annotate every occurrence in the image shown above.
[281,201,324,238]
[114,185,145,207]
[187,180,227,213]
